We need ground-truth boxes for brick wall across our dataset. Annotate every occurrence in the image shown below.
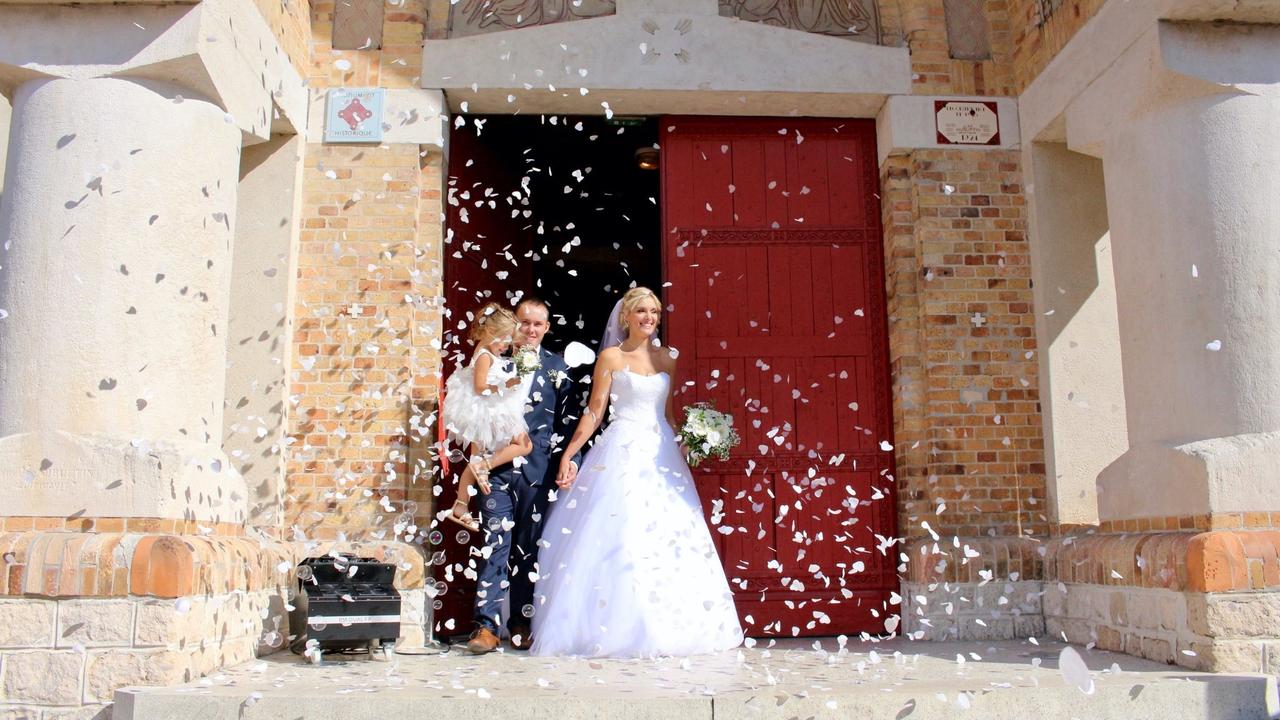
[308,0,427,88]
[881,0,1018,96]
[882,149,1046,540]
[253,0,312,76]
[284,0,445,543]
[878,0,1101,97]
[1006,0,1106,93]
[286,143,442,541]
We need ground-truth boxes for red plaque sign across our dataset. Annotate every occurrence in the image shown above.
[934,100,1001,146]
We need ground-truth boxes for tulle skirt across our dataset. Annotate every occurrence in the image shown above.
[530,417,744,657]
[443,366,527,451]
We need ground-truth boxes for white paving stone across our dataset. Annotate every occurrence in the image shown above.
[113,638,1277,720]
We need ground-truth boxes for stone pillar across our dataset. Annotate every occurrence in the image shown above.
[1066,23,1280,524]
[0,77,248,524]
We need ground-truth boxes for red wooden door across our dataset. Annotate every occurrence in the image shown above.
[661,117,898,637]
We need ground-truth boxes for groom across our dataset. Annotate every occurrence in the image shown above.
[465,296,582,653]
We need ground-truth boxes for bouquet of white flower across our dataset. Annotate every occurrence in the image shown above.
[512,346,542,377]
[678,402,740,467]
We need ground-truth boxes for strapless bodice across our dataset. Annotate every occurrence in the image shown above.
[607,369,670,427]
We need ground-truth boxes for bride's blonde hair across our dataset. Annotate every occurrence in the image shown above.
[618,287,661,332]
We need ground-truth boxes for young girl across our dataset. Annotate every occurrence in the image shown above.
[442,303,534,531]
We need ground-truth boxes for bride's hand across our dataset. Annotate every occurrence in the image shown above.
[556,458,578,489]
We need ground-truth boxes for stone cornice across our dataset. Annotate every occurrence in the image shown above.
[421,0,908,118]
[0,0,307,141]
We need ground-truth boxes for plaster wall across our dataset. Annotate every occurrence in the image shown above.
[1025,143,1122,526]
[225,134,305,531]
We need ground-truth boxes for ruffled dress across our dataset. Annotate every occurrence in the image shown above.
[442,348,528,450]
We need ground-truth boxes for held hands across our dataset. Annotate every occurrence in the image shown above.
[556,458,578,489]
[505,376,523,389]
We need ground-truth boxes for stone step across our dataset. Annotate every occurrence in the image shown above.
[114,639,1278,720]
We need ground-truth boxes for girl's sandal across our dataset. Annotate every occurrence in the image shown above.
[472,458,493,495]
[446,499,480,532]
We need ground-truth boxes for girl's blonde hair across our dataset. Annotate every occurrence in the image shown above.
[468,302,517,344]
[618,287,661,331]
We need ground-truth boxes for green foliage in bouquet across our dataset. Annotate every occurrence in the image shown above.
[513,346,542,377]
[679,402,741,467]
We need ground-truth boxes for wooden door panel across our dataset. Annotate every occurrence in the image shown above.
[662,117,897,638]
[730,140,767,226]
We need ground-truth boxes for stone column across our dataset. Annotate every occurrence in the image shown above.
[1067,23,1280,523]
[0,77,248,524]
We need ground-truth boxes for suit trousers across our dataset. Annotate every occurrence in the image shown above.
[472,475,553,634]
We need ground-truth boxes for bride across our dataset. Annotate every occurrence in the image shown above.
[529,287,745,657]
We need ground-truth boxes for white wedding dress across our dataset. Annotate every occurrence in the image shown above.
[529,369,745,658]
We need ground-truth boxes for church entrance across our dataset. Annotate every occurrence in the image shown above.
[435,114,897,639]
[435,114,663,634]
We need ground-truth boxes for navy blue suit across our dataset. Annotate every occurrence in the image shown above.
[473,345,582,634]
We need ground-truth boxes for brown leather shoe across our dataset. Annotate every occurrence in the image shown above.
[465,627,500,655]
[509,624,533,650]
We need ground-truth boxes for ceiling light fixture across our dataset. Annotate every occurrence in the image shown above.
[635,147,659,170]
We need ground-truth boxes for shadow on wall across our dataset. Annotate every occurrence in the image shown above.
[1027,142,1125,527]
[225,135,303,531]
[0,92,10,215]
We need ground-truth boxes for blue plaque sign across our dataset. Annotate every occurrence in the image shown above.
[324,88,385,143]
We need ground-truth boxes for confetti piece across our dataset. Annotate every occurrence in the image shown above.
[1059,646,1095,695]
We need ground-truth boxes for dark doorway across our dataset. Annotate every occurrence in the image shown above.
[434,114,661,637]
[442,114,661,359]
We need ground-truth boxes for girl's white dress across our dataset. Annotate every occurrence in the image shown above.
[530,369,745,657]
[443,348,528,450]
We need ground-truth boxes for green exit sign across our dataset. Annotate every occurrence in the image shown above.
[605,116,647,127]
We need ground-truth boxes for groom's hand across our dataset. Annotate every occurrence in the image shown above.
[556,460,578,489]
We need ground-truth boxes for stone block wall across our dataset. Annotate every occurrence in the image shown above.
[0,592,275,715]
[1043,530,1280,673]
[901,528,1280,674]
[0,532,427,717]
[900,535,1045,641]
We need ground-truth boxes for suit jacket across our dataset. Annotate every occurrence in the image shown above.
[489,345,583,488]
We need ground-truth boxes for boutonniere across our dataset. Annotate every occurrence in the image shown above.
[550,369,569,388]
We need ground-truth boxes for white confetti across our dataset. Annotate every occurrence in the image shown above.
[1059,646,1095,695]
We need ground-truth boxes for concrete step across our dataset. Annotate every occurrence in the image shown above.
[114,639,1278,720]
